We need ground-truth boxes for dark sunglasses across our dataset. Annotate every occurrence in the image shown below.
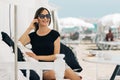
[38,14,51,19]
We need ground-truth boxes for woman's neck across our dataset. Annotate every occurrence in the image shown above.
[39,26,48,31]
[37,27,50,36]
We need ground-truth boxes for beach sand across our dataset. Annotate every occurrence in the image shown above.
[69,40,120,80]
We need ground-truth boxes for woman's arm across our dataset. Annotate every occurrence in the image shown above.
[19,28,31,45]
[19,19,38,45]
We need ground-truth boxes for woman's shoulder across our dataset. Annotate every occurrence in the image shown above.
[49,30,60,40]
[29,31,36,37]
[50,29,60,34]
[51,29,60,36]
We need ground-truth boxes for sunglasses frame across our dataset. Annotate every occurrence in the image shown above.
[38,14,51,19]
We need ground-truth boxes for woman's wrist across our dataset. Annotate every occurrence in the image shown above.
[26,26,34,33]
[35,56,39,60]
[27,26,33,31]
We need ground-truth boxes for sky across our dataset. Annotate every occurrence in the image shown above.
[49,0,120,18]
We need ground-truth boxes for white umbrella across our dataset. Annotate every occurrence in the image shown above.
[110,25,119,28]
[99,13,120,27]
[112,13,120,27]
[60,17,86,27]
[83,22,95,28]
[99,14,113,26]
[60,17,94,28]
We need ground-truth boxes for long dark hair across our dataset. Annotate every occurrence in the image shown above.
[34,7,51,32]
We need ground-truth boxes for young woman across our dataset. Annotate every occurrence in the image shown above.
[19,7,82,80]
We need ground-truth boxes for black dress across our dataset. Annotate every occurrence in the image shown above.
[29,30,60,56]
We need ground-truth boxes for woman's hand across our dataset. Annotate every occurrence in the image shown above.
[26,52,38,60]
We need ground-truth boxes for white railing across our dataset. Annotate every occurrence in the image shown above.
[0,54,65,80]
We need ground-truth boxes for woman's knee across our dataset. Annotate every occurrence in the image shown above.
[65,68,81,80]
[43,70,56,80]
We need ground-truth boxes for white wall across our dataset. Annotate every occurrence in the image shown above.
[0,1,10,35]
[0,0,57,39]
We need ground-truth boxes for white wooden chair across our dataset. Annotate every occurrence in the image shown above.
[0,56,65,80]
[17,41,65,80]
[0,61,54,80]
[0,41,65,80]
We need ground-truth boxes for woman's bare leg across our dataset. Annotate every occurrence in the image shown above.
[64,68,82,80]
[43,70,56,80]
[43,69,82,80]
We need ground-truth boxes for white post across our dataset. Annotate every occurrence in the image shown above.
[54,54,65,80]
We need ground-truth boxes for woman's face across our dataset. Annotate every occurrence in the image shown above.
[38,9,50,27]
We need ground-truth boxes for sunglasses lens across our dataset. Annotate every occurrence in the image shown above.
[39,14,44,19]
[39,14,50,19]
[46,14,50,18]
